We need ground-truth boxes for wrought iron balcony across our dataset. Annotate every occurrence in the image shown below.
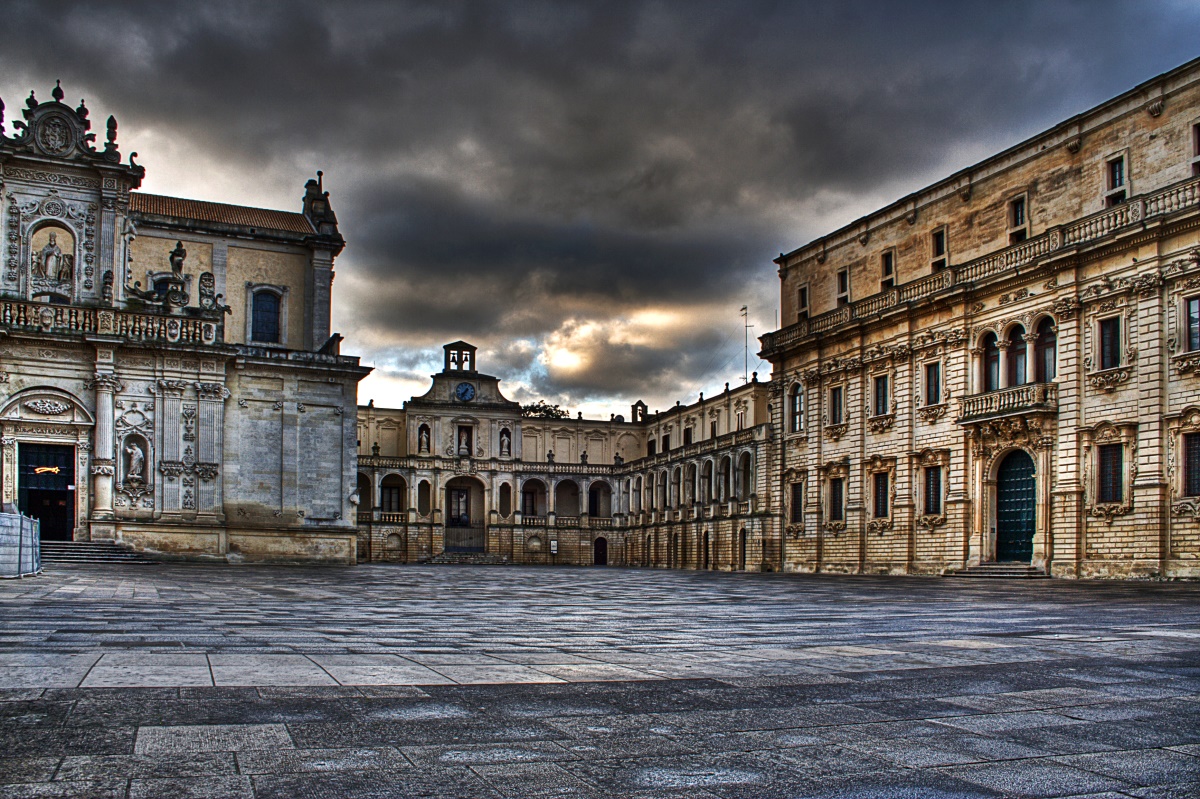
[956,383,1057,423]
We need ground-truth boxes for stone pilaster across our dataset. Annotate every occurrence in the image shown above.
[195,382,229,520]
[89,372,122,516]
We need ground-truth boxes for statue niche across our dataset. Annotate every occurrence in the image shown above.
[116,433,153,502]
[29,225,75,295]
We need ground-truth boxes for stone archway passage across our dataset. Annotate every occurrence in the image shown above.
[996,450,1036,562]
[593,537,608,566]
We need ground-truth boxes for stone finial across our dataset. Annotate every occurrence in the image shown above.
[25,90,37,110]
[51,80,64,103]
[76,99,88,118]
[107,115,117,144]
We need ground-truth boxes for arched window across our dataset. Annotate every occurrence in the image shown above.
[251,290,281,344]
[982,332,1000,392]
[1035,318,1057,382]
[499,483,512,518]
[789,384,802,433]
[1006,325,1027,387]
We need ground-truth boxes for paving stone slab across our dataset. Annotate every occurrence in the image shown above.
[133,723,294,755]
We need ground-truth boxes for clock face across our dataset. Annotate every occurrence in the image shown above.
[455,382,476,402]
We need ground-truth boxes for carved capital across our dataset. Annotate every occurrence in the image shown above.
[194,382,230,401]
[156,379,191,397]
[88,373,123,393]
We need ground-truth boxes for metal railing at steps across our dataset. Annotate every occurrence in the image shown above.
[761,175,1200,356]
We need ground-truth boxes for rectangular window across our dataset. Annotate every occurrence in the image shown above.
[1098,443,1123,504]
[381,487,403,513]
[931,228,947,271]
[1009,196,1028,244]
[829,386,843,425]
[873,374,889,417]
[828,478,844,522]
[522,490,537,516]
[710,420,718,438]
[925,465,942,516]
[1100,317,1121,370]
[683,427,694,446]
[1187,296,1200,352]
[1106,156,1127,206]
[925,362,941,406]
[735,410,746,430]
[880,251,895,290]
[873,472,889,519]
[790,482,804,523]
[661,434,670,453]
[837,269,850,306]
[1186,433,1200,497]
[1193,123,1200,177]
[647,439,656,457]
[797,286,809,321]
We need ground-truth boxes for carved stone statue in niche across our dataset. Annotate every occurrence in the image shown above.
[124,439,145,485]
[419,426,430,453]
[32,231,73,281]
[499,428,511,457]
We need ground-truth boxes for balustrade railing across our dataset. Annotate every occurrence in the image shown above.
[761,175,1200,356]
[0,299,220,345]
[957,382,1057,422]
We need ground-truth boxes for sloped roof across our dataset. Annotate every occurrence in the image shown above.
[130,192,314,234]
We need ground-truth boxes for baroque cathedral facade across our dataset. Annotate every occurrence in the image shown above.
[6,55,1200,579]
[0,82,369,564]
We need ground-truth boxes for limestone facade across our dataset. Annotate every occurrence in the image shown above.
[356,342,775,567]
[0,84,369,563]
[761,57,1200,578]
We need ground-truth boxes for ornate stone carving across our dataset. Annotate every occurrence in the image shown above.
[156,379,191,396]
[867,414,895,433]
[181,406,196,440]
[1172,500,1200,522]
[195,463,220,481]
[90,459,115,476]
[1088,368,1132,392]
[158,460,185,480]
[867,518,893,534]
[1051,295,1081,321]
[823,423,848,441]
[822,520,846,533]
[1089,503,1131,524]
[917,514,947,530]
[23,399,70,415]
[195,383,231,401]
[916,404,947,424]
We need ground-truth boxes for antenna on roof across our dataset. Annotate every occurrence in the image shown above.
[741,305,754,384]
[317,170,323,193]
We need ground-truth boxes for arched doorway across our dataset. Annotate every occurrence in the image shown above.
[996,450,1036,562]
[593,536,608,566]
[444,476,485,553]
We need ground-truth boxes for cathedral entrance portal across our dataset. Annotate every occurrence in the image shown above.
[995,450,1036,562]
[18,443,76,541]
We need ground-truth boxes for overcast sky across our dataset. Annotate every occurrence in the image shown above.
[2,1,1196,417]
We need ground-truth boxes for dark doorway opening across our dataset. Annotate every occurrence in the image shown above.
[996,450,1036,562]
[593,536,608,566]
[18,443,76,541]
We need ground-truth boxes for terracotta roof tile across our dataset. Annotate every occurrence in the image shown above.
[130,192,315,234]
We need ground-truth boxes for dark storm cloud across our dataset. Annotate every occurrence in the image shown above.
[2,1,1197,409]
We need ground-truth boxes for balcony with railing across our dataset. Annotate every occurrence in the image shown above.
[956,383,1058,424]
[760,174,1200,358]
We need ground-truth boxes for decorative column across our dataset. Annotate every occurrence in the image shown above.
[156,380,191,515]
[1024,333,1038,384]
[997,341,1010,388]
[89,373,122,516]
[1,436,16,509]
[194,383,229,521]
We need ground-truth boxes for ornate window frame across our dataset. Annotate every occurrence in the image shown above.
[1083,421,1136,524]
[820,459,849,533]
[1168,407,1200,522]
[1167,267,1200,376]
[245,282,289,347]
[866,367,896,433]
[785,467,807,536]
[824,381,847,440]
[913,448,950,529]
[787,381,804,436]
[916,356,948,423]
[1083,294,1134,392]
[864,455,896,534]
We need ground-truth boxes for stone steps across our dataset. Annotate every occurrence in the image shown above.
[39,541,158,565]
[428,551,509,566]
[945,562,1049,579]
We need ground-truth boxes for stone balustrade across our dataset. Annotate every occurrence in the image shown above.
[956,382,1058,423]
[761,174,1200,358]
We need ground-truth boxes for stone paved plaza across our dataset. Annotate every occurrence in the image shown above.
[1,565,1199,798]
